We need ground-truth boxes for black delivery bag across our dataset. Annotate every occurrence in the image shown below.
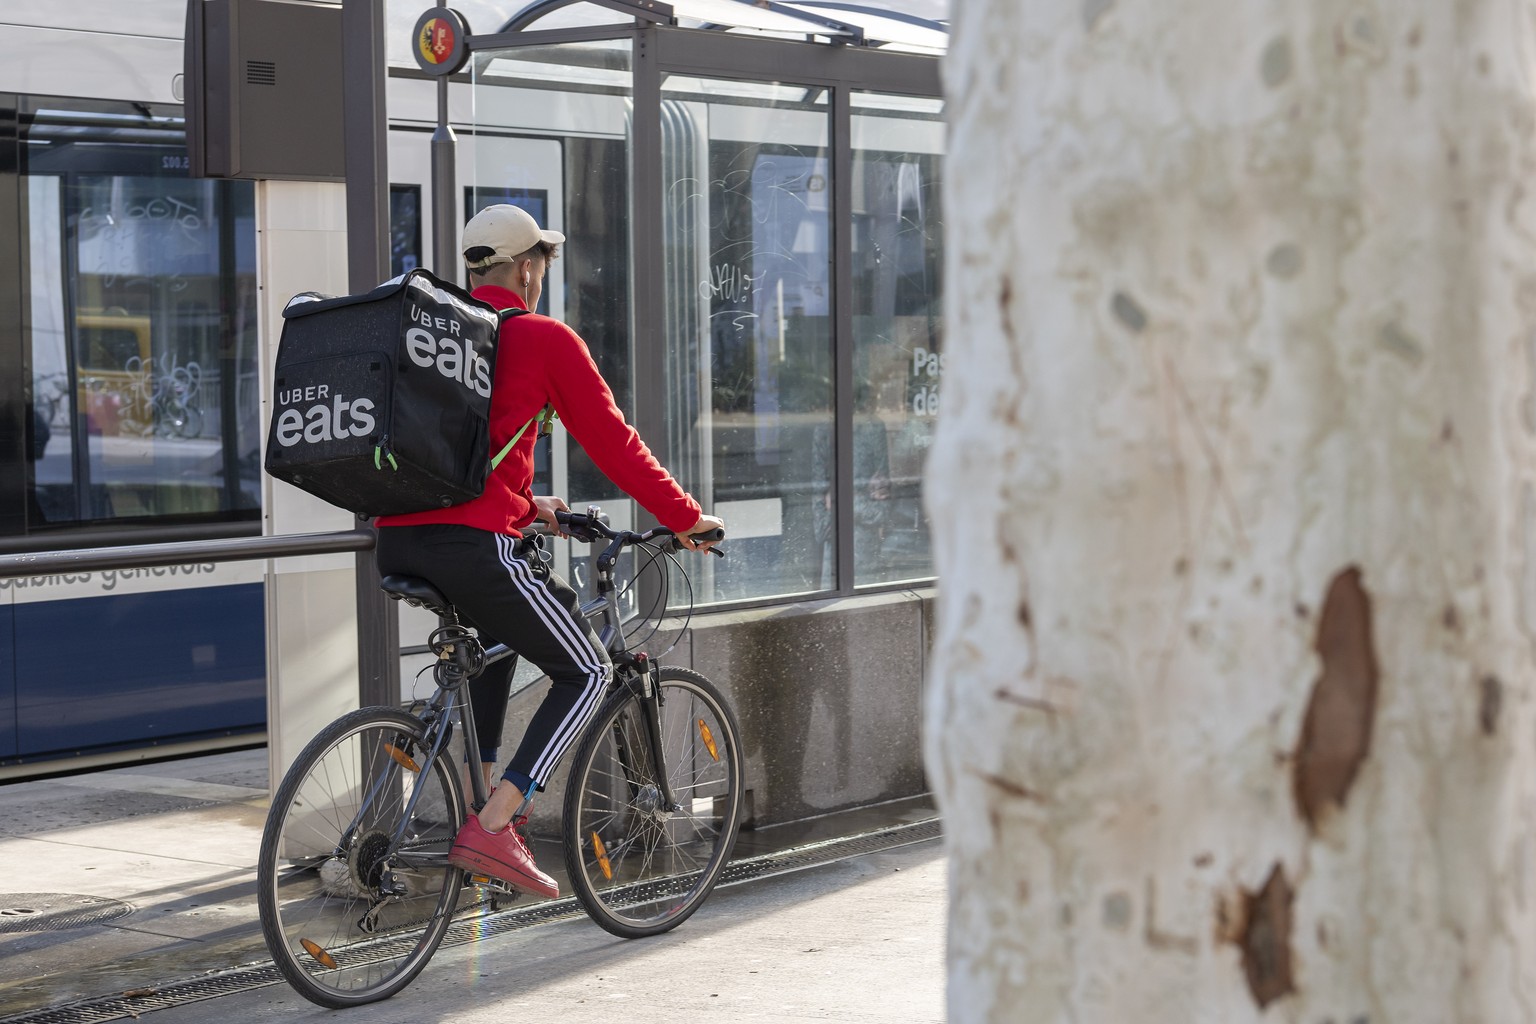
[263,268,503,517]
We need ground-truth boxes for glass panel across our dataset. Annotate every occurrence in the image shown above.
[464,185,553,315]
[470,40,636,593]
[669,0,854,37]
[779,3,949,51]
[475,37,633,89]
[389,184,422,277]
[660,77,834,603]
[851,91,944,586]
[22,102,260,530]
[660,76,827,105]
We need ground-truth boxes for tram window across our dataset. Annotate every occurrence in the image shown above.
[464,186,552,315]
[389,184,422,278]
[16,98,260,533]
[460,185,556,495]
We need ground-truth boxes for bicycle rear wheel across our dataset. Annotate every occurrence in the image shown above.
[257,707,465,1007]
[562,666,743,938]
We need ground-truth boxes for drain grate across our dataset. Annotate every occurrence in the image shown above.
[0,895,133,935]
[721,818,943,886]
[2,816,941,1024]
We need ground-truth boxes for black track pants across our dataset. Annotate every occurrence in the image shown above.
[375,523,611,794]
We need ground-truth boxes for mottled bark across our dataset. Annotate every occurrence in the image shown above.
[926,1,1536,1021]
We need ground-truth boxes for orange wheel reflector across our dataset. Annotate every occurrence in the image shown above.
[385,744,420,772]
[592,832,613,880]
[301,938,338,970]
[698,719,720,762]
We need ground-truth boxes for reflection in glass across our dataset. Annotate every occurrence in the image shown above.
[470,40,636,596]
[850,93,944,586]
[389,184,422,278]
[660,79,833,603]
[463,185,551,314]
[23,111,260,529]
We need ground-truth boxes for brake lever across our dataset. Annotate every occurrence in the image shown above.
[666,534,726,557]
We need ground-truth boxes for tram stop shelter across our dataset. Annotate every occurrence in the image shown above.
[181,0,948,828]
[367,0,949,828]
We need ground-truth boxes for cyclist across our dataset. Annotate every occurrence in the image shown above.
[374,204,724,899]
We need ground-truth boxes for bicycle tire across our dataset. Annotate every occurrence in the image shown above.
[257,707,465,1007]
[562,666,743,938]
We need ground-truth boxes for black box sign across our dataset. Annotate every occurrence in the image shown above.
[264,268,503,517]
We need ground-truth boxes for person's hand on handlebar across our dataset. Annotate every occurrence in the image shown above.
[532,495,571,537]
[676,513,725,553]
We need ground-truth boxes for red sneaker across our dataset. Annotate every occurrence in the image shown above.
[449,815,558,900]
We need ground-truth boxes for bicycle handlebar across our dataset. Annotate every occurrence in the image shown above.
[554,509,725,558]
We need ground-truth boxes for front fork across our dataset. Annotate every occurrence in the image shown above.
[619,652,678,813]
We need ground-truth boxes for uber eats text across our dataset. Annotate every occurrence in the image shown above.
[272,303,491,448]
[273,383,377,446]
[403,302,492,398]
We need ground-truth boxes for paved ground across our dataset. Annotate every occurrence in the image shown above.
[0,748,948,1023]
[140,841,946,1024]
[0,749,274,1017]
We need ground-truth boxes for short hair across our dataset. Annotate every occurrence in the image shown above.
[466,240,561,279]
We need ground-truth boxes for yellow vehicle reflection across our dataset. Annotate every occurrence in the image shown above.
[76,310,151,437]
[74,311,204,439]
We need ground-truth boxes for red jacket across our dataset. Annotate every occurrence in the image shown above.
[377,285,700,537]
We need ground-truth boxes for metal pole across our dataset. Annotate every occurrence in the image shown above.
[0,530,374,578]
[832,85,854,594]
[630,25,666,462]
[1,97,25,536]
[630,25,670,618]
[342,0,400,709]
[431,0,459,280]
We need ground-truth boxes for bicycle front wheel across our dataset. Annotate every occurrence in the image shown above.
[562,667,743,938]
[257,707,465,1007]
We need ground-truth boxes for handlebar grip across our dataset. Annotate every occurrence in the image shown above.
[668,527,726,557]
[554,508,600,542]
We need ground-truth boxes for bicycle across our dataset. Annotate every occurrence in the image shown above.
[256,507,742,1007]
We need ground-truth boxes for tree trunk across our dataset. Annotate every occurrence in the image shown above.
[926,2,1536,1021]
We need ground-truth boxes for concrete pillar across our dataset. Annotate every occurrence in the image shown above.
[256,179,366,786]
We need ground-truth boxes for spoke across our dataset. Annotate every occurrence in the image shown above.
[580,809,623,843]
[264,715,466,1001]
[663,775,724,796]
[563,678,739,933]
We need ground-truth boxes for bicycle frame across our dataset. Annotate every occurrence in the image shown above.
[323,668,476,874]
[446,510,675,816]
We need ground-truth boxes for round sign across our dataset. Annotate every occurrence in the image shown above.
[411,8,471,77]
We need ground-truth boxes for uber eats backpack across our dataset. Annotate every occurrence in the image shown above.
[263,268,542,518]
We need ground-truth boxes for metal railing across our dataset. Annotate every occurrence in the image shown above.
[0,530,373,579]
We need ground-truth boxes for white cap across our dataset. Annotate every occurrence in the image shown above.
[462,204,565,268]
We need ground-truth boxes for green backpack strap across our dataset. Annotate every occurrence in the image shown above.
[487,306,549,470]
[491,404,555,469]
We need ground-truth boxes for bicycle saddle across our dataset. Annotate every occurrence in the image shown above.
[379,574,452,616]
